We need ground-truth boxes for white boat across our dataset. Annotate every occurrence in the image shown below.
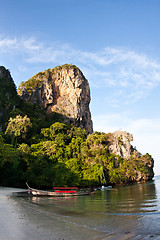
[101,185,113,190]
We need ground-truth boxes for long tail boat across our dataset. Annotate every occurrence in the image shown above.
[26,183,93,197]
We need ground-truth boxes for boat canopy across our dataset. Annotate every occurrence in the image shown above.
[53,187,78,190]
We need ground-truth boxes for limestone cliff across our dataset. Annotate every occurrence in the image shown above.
[0,66,19,131]
[107,130,154,182]
[108,130,134,159]
[18,64,93,134]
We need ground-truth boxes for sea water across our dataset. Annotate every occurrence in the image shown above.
[1,176,160,240]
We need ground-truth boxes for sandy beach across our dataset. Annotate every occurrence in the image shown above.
[0,188,55,240]
[0,188,103,240]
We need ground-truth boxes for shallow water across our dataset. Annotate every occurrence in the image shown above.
[1,177,160,239]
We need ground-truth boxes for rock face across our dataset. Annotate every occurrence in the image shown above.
[0,66,18,131]
[108,130,154,182]
[109,130,134,159]
[18,64,93,134]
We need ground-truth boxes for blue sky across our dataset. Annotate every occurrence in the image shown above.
[1,0,160,175]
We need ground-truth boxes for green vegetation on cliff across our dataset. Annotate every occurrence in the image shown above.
[0,66,154,188]
[1,120,154,188]
[0,67,20,130]
[18,64,83,96]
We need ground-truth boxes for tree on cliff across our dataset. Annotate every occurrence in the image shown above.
[5,115,32,146]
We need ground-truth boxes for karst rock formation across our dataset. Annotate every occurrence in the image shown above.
[18,64,93,134]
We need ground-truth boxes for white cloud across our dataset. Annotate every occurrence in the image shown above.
[0,37,17,49]
[1,35,160,104]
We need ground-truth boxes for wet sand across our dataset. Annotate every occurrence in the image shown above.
[0,188,103,240]
[0,188,51,240]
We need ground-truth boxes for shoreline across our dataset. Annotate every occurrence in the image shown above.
[1,183,160,240]
[0,187,103,240]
